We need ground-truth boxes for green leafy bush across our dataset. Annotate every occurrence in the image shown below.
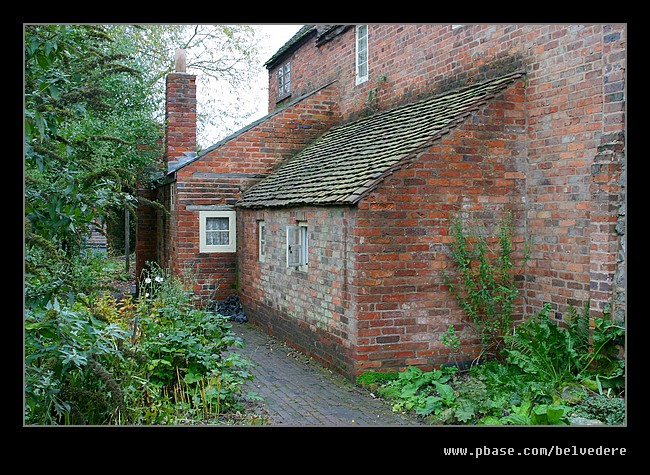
[25,299,130,424]
[356,371,398,389]
[361,302,625,426]
[570,393,625,425]
[25,260,256,425]
[374,366,461,419]
[504,302,625,396]
[499,399,570,425]
[503,303,580,391]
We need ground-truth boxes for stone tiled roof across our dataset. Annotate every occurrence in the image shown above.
[237,71,524,209]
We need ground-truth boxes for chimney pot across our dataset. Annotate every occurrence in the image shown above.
[175,48,187,73]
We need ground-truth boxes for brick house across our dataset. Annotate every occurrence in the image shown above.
[136,24,626,381]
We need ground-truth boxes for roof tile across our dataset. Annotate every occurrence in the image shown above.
[237,72,524,208]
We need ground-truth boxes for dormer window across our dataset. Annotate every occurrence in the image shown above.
[278,60,291,99]
[355,25,368,85]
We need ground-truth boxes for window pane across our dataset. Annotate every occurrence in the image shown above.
[206,217,229,246]
[288,243,302,266]
[358,49,367,63]
[358,25,367,46]
[287,226,301,266]
[206,217,229,231]
[357,25,368,82]
[301,225,308,265]
[199,211,236,253]
[207,231,229,246]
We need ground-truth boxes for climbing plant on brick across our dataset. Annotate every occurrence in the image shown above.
[444,211,527,358]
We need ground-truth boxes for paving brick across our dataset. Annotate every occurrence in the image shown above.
[229,322,423,426]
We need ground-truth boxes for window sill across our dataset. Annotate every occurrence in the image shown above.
[275,92,292,103]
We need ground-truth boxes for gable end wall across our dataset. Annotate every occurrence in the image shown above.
[348,79,528,376]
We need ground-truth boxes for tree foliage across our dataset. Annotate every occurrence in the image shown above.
[25,25,162,259]
[24,24,267,424]
[24,24,265,295]
[106,24,265,147]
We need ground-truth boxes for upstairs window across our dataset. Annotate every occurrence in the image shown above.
[278,60,291,99]
[286,221,308,272]
[199,211,236,253]
[355,25,368,85]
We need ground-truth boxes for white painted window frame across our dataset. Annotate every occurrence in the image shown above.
[355,24,369,85]
[286,221,308,272]
[278,60,291,98]
[199,210,236,253]
[258,220,266,261]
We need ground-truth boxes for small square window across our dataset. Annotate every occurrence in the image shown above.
[286,221,308,272]
[199,211,236,253]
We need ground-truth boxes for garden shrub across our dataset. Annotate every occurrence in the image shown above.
[24,260,256,425]
[570,393,625,425]
[361,302,625,426]
[504,302,625,396]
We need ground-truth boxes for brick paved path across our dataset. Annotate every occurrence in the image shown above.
[229,322,424,426]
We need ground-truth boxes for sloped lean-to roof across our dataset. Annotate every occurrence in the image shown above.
[237,71,525,209]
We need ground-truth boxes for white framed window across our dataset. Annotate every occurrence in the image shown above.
[355,25,368,85]
[199,210,236,253]
[258,220,266,261]
[286,221,308,272]
[278,60,291,98]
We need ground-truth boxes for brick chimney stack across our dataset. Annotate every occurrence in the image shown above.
[165,48,196,170]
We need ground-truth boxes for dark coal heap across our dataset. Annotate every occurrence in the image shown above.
[216,294,248,323]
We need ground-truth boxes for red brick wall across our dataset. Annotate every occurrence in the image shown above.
[269,24,626,320]
[135,186,159,282]
[238,206,357,374]
[349,79,528,376]
[140,24,625,378]
[237,80,528,379]
[170,84,341,304]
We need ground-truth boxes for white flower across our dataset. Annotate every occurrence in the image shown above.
[155,276,164,283]
[144,277,152,284]
[158,333,164,338]
[145,292,150,298]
